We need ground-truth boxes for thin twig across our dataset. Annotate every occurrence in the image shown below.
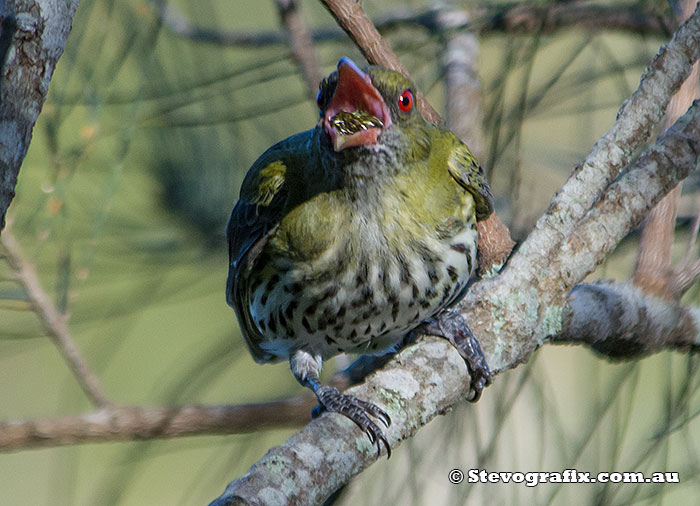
[633,185,681,298]
[154,3,675,48]
[0,367,370,452]
[442,13,484,159]
[0,399,314,452]
[0,229,112,408]
[632,0,700,299]
[276,0,323,99]
[682,192,700,264]
[671,258,700,295]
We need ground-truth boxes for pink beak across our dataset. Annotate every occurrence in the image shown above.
[323,58,391,151]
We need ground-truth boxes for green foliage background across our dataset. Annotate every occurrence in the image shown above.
[2,0,700,505]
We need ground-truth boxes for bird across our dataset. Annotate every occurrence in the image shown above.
[226,57,494,458]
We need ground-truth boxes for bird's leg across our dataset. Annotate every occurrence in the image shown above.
[290,349,392,458]
[340,331,419,384]
[340,351,397,385]
[419,310,491,402]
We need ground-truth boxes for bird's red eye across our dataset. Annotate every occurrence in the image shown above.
[398,89,413,112]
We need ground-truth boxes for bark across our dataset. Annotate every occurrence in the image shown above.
[553,282,700,357]
[0,400,314,452]
[0,0,79,230]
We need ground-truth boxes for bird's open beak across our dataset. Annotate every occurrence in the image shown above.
[323,58,392,152]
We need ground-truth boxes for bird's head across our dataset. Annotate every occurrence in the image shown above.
[316,57,425,153]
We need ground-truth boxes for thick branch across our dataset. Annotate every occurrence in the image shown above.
[550,99,700,288]
[553,282,700,357]
[463,97,700,375]
[506,4,700,290]
[0,4,16,81]
[208,337,469,506]
[0,0,79,230]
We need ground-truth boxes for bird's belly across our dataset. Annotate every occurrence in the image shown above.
[248,224,477,360]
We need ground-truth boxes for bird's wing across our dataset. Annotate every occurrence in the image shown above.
[226,130,313,362]
[447,141,494,221]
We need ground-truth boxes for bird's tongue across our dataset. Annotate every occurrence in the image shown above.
[324,58,391,152]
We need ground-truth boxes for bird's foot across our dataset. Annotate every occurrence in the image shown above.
[420,311,491,402]
[312,385,391,458]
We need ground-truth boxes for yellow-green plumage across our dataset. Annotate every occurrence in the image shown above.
[226,58,493,456]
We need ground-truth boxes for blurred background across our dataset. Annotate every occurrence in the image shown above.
[1,0,700,504]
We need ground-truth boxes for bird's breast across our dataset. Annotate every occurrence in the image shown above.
[244,195,478,360]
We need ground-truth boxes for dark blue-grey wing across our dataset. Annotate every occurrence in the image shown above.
[225,131,312,362]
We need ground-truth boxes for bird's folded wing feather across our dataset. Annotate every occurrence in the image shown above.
[225,131,313,361]
[447,142,494,221]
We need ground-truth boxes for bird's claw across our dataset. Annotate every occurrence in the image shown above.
[420,311,492,402]
[314,385,392,458]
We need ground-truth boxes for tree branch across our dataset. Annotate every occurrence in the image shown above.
[276,0,322,100]
[0,0,79,230]
[0,399,314,452]
[440,14,516,274]
[1,2,698,470]
[552,282,700,357]
[208,336,471,506]
[207,102,700,505]
[443,15,483,162]
[0,230,112,408]
[633,0,700,299]
[154,3,675,48]
[0,2,17,86]
[504,3,700,293]
[481,2,675,35]
[556,99,700,281]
